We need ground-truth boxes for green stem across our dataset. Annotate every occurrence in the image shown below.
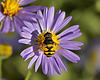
[25,66,33,80]
[0,57,2,80]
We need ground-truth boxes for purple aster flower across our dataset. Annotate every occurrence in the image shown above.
[19,6,83,76]
[0,0,44,34]
[80,39,100,71]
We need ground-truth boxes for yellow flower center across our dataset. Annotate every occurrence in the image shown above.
[0,44,12,57]
[38,30,60,57]
[1,0,22,17]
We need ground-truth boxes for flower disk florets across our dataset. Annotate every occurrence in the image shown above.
[1,0,22,17]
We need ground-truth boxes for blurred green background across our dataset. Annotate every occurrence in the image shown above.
[1,0,100,80]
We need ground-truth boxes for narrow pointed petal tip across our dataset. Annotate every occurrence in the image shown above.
[28,55,38,69]
[66,16,72,22]
[24,52,34,62]
[48,58,54,76]
[18,39,22,43]
[52,57,61,75]
[54,54,68,72]
[35,53,43,72]
[52,11,65,32]
[47,6,55,31]
[20,46,33,57]
[58,49,80,63]
[81,42,84,46]
[69,16,72,19]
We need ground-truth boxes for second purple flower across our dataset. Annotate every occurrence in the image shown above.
[0,0,44,34]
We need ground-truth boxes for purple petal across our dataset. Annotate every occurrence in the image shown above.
[60,41,83,46]
[43,7,48,19]
[18,39,31,44]
[59,41,83,50]
[35,53,43,72]
[60,45,81,50]
[48,58,54,76]
[47,6,54,31]
[54,54,68,72]
[75,29,80,33]
[18,12,37,23]
[55,16,72,33]
[58,25,79,37]
[20,0,36,6]
[14,16,24,34]
[22,53,30,59]
[21,31,39,40]
[32,19,41,34]
[60,32,82,41]
[43,7,48,30]
[21,6,45,12]
[22,50,32,58]
[66,50,80,61]
[1,17,11,33]
[0,11,5,22]
[22,26,40,36]
[53,9,61,25]
[24,52,35,61]
[31,30,39,40]
[50,9,61,31]
[10,20,15,32]
[52,57,61,75]
[37,10,46,30]
[23,21,35,31]
[19,10,41,19]
[20,46,37,57]
[52,11,65,32]
[42,55,48,74]
[22,26,33,33]
[58,48,79,63]
[18,39,36,45]
[21,32,32,39]
[28,55,38,69]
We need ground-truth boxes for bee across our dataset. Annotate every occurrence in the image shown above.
[43,32,55,57]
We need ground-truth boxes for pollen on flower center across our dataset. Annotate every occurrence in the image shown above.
[1,0,22,17]
[38,30,60,57]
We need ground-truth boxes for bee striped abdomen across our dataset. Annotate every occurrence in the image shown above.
[44,45,55,57]
[43,32,55,57]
